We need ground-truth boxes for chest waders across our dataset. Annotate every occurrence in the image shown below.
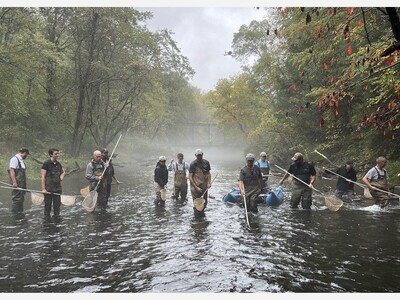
[91,162,108,209]
[260,166,270,190]
[174,169,188,200]
[191,166,209,215]
[44,162,63,217]
[11,168,27,214]
[370,170,390,208]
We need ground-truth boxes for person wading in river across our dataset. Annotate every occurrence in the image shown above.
[279,152,316,209]
[86,150,108,211]
[334,160,357,200]
[254,151,271,193]
[8,147,30,216]
[154,156,169,207]
[362,156,391,208]
[189,149,211,218]
[101,148,120,207]
[167,153,189,202]
[41,148,65,219]
[239,153,263,214]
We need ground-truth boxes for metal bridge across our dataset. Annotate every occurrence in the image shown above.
[169,122,232,147]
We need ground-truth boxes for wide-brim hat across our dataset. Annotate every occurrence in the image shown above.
[193,197,205,211]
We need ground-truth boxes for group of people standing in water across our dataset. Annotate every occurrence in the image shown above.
[154,149,396,217]
[6,147,120,219]
[6,145,395,221]
[154,148,211,217]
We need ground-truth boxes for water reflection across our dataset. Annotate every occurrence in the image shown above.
[0,158,400,292]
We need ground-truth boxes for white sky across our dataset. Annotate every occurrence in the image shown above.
[137,7,265,92]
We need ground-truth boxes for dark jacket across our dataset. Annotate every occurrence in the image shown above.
[336,166,357,191]
[288,161,316,185]
[154,162,168,187]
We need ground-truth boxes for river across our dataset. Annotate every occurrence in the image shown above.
[1,153,399,293]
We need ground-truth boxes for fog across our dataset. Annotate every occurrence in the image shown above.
[113,134,248,168]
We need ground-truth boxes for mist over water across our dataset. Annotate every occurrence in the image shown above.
[1,144,400,292]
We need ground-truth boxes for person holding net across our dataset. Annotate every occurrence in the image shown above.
[86,150,108,211]
[189,149,212,218]
[8,147,30,216]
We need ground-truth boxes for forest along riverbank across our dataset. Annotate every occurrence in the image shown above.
[0,158,399,292]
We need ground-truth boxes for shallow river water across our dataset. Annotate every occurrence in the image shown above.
[1,154,400,293]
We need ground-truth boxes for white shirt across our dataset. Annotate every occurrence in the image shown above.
[167,161,189,175]
[9,153,26,170]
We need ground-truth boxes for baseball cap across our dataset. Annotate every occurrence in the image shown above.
[260,151,267,157]
[245,153,255,161]
[19,147,30,154]
[159,155,166,161]
[101,148,109,153]
[195,149,203,156]
[291,152,303,161]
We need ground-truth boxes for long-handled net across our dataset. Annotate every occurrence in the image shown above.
[82,190,97,212]
[80,185,90,198]
[82,134,122,213]
[193,173,218,212]
[31,192,44,205]
[0,184,78,206]
[275,164,343,212]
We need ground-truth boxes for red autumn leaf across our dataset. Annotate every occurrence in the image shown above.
[329,76,334,84]
[386,57,393,66]
[323,63,328,70]
[319,117,324,128]
[363,85,369,90]
[334,109,339,117]
[347,45,352,55]
[347,7,355,15]
[317,101,323,109]
[383,129,387,136]
[328,100,334,107]
[321,93,325,99]
[357,19,363,26]
[335,101,339,108]
[348,71,354,78]
[299,106,304,113]
[289,84,297,91]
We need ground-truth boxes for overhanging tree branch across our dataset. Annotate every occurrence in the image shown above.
[381,7,400,57]
[345,61,400,90]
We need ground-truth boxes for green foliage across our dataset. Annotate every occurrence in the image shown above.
[208,7,400,174]
[0,7,198,158]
